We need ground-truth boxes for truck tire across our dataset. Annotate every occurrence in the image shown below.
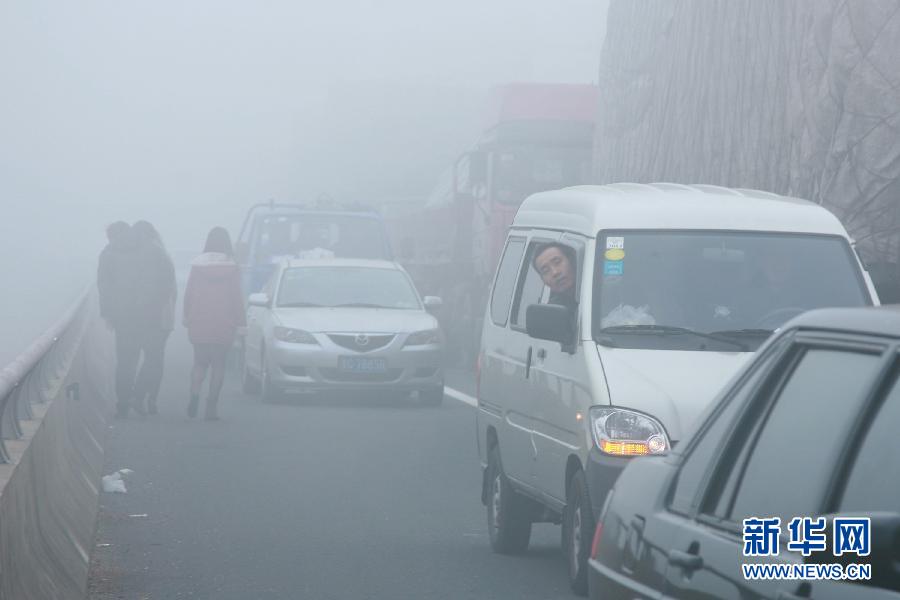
[486,446,532,554]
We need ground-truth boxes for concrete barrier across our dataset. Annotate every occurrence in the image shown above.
[0,293,115,599]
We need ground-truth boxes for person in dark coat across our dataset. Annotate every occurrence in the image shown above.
[131,221,177,415]
[97,221,143,417]
[183,227,246,420]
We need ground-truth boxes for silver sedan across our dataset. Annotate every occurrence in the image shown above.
[242,259,444,404]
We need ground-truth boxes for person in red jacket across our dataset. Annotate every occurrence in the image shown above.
[183,227,246,420]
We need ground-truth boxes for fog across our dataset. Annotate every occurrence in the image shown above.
[0,0,606,364]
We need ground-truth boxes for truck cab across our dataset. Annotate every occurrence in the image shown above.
[236,202,393,297]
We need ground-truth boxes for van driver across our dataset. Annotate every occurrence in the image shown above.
[533,243,577,309]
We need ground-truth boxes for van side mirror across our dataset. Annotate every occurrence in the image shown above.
[526,303,574,346]
[248,293,271,308]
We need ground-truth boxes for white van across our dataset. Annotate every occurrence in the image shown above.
[475,183,878,594]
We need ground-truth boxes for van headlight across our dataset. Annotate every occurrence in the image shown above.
[589,407,670,456]
[273,326,318,344]
[405,329,441,346]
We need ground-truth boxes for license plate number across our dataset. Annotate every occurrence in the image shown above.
[339,357,387,373]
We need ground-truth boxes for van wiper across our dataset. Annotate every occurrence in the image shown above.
[599,324,749,351]
[278,301,323,308]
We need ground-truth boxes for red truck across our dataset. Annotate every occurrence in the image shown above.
[385,83,599,365]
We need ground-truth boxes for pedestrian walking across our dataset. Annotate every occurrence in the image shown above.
[131,220,177,415]
[183,227,245,420]
[97,221,143,418]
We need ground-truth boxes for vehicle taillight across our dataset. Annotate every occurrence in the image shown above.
[590,522,603,560]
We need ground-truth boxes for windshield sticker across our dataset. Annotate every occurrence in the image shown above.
[604,248,625,261]
[606,236,624,250]
[604,260,624,276]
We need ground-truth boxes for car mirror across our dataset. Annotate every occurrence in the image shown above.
[809,512,900,591]
[248,292,270,308]
[235,241,249,265]
[423,296,443,310]
[526,303,574,346]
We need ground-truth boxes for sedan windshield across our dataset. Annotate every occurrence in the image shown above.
[277,267,421,310]
[593,231,871,351]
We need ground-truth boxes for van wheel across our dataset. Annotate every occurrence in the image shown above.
[564,470,594,596]
[486,446,532,554]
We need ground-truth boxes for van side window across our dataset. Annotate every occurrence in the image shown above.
[511,253,547,328]
[490,238,526,326]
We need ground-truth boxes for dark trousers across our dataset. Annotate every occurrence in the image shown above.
[115,327,170,414]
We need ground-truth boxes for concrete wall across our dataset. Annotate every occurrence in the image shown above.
[595,0,900,266]
[0,299,114,599]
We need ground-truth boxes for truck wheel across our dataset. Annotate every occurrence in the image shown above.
[420,386,443,406]
[486,446,532,554]
[564,469,594,596]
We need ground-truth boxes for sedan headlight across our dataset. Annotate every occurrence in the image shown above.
[589,407,670,456]
[404,329,441,347]
[273,326,318,344]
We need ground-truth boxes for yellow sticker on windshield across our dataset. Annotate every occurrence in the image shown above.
[604,248,625,261]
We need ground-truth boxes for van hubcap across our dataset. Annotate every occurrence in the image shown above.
[491,474,502,532]
[570,505,582,577]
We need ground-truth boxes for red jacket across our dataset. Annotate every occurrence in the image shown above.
[183,253,246,345]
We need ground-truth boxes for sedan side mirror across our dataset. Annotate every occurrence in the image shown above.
[526,303,574,346]
[248,292,271,308]
[423,296,443,310]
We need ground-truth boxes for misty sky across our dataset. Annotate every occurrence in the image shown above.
[0,0,606,361]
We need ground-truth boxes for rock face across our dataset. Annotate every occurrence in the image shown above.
[595,0,900,270]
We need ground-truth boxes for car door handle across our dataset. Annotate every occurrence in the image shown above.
[668,549,703,571]
[630,515,645,534]
[536,348,546,361]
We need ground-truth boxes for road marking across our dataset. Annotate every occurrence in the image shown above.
[445,387,477,407]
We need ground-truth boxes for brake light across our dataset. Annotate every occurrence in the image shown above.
[590,522,603,560]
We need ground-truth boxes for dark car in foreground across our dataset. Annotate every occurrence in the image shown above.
[589,306,900,600]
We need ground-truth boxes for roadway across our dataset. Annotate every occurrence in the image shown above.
[87,334,578,599]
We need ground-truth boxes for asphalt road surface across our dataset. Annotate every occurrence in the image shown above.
[87,335,578,600]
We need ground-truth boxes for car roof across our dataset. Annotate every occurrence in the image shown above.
[281,258,401,270]
[513,183,850,238]
[784,305,900,340]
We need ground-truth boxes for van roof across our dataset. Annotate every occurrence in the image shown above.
[512,183,849,238]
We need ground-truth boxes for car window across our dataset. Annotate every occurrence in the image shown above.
[727,348,882,523]
[511,247,547,328]
[839,364,900,513]
[669,340,785,515]
[490,238,526,326]
[276,267,420,310]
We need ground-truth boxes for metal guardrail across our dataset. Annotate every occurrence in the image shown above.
[0,291,90,463]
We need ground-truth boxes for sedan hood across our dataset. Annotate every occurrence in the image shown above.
[273,307,438,334]
[596,346,752,441]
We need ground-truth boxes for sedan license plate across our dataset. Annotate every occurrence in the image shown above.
[339,356,387,373]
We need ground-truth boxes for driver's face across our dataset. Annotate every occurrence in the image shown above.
[535,247,574,294]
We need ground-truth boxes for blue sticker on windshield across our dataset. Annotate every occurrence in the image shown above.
[604,260,624,276]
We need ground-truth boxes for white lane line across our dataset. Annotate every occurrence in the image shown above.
[445,386,477,407]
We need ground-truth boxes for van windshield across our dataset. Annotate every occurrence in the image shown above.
[593,231,871,351]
